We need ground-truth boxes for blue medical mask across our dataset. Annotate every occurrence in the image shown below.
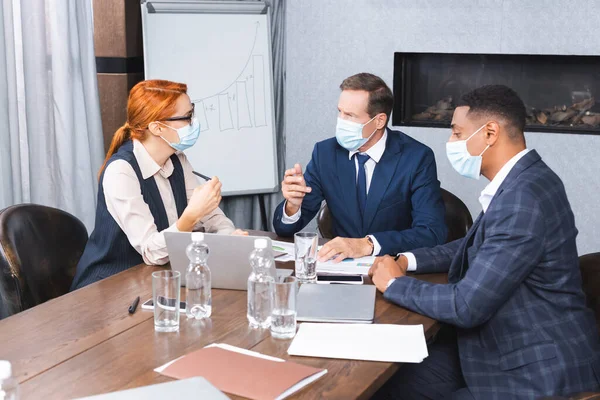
[446,124,490,180]
[158,118,200,151]
[335,115,377,151]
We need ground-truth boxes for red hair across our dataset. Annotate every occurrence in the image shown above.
[98,79,188,180]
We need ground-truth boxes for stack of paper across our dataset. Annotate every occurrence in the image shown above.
[287,323,428,363]
[155,343,327,400]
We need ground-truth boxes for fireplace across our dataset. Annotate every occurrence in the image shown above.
[392,53,600,135]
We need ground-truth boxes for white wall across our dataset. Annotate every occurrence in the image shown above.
[285,0,600,254]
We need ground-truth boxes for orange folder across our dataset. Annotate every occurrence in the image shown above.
[159,346,326,400]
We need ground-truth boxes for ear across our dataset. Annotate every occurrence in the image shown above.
[375,113,387,130]
[147,121,163,137]
[484,121,500,146]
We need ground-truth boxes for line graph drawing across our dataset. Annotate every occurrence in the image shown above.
[191,21,269,133]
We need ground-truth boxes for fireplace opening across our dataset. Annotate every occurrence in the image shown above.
[392,53,600,135]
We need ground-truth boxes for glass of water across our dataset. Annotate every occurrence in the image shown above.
[152,270,181,333]
[271,276,297,339]
[294,232,318,283]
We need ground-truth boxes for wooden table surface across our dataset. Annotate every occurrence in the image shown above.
[0,231,446,400]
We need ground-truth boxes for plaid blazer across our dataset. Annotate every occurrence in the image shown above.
[385,150,600,399]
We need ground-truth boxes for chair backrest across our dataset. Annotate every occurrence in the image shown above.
[316,188,473,244]
[0,204,88,319]
[441,188,473,243]
[579,252,600,334]
[317,202,334,239]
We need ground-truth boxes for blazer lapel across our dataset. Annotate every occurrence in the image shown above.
[362,133,402,234]
[335,146,361,234]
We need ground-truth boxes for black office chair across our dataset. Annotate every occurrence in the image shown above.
[0,204,88,319]
[317,188,473,244]
[440,188,473,243]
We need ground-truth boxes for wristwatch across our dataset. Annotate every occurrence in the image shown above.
[365,236,374,256]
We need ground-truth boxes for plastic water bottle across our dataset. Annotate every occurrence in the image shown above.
[247,238,276,328]
[185,232,212,319]
[0,361,19,400]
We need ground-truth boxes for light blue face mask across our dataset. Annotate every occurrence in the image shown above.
[446,124,490,180]
[335,115,377,151]
[159,118,200,152]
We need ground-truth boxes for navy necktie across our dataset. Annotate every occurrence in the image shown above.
[356,153,370,216]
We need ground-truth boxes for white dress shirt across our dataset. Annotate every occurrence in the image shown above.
[282,130,388,255]
[103,139,235,266]
[393,148,531,281]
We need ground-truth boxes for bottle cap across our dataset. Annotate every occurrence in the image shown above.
[254,238,268,249]
[191,232,204,242]
[0,360,12,380]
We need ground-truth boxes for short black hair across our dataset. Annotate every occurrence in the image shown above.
[457,85,526,141]
[340,73,394,125]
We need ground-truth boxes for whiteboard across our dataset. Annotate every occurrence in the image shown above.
[141,1,279,196]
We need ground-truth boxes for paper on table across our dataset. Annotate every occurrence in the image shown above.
[272,240,296,262]
[155,343,327,400]
[272,240,375,274]
[287,323,428,363]
[316,256,375,275]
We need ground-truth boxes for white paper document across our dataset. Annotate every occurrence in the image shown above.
[272,240,296,262]
[287,323,428,363]
[316,256,375,275]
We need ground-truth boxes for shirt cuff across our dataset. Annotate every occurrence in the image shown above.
[165,222,180,233]
[281,201,301,224]
[386,278,396,289]
[368,235,381,256]
[398,252,417,271]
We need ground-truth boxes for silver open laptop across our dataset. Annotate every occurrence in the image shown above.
[296,283,376,323]
[165,231,289,290]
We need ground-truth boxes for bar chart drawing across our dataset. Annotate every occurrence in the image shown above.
[191,22,270,133]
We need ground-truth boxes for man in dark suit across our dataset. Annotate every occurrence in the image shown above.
[273,73,447,260]
[370,85,600,399]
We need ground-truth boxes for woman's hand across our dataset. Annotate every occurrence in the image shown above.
[231,229,249,236]
[186,177,222,222]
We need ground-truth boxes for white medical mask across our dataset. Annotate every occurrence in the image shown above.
[158,118,200,151]
[335,115,377,151]
[446,124,490,180]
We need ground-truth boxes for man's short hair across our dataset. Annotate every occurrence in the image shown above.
[457,85,527,141]
[340,73,394,125]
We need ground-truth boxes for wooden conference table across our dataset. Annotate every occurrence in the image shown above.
[0,231,447,400]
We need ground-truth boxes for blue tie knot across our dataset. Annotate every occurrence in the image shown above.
[356,153,370,165]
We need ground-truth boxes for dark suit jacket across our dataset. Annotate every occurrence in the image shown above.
[273,129,447,255]
[385,150,600,398]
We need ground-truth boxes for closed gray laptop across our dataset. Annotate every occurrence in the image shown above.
[165,231,291,290]
[75,377,229,400]
[296,283,376,323]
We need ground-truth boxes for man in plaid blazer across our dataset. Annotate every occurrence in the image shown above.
[371,85,600,399]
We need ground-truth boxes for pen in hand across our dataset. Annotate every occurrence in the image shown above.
[192,171,211,181]
[128,296,140,314]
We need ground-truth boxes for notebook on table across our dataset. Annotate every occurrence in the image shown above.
[155,343,327,400]
[296,283,376,323]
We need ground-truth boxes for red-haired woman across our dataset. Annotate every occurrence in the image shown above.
[71,80,245,290]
